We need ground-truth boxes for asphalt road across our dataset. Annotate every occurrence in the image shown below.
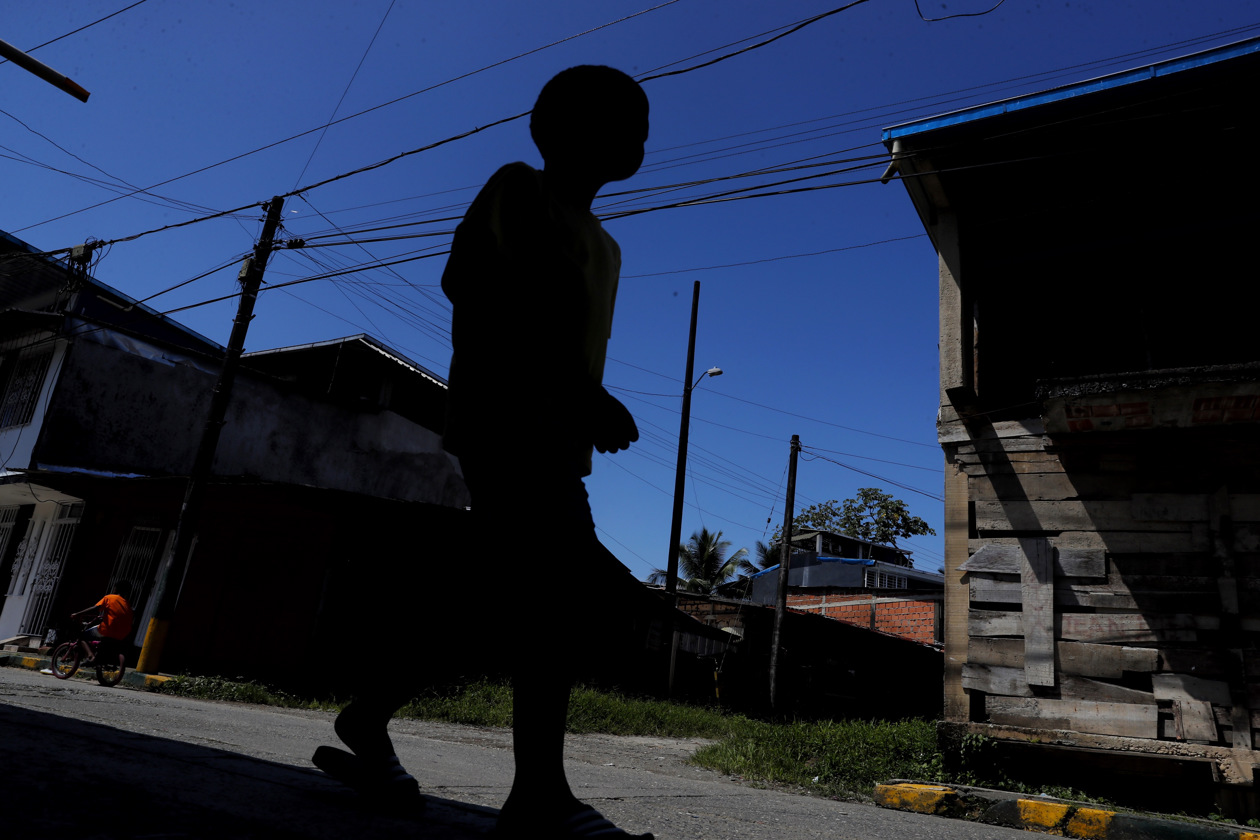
[0,666,1032,839]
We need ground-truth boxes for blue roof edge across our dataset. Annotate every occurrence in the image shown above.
[882,36,1260,143]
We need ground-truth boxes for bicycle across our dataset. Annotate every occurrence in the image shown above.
[50,621,127,687]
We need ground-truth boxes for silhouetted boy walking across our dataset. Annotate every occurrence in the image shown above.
[315,65,652,840]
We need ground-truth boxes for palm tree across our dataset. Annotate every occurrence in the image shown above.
[647,527,748,595]
[739,540,780,576]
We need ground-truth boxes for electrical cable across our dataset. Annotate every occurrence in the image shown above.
[638,1,873,83]
[292,0,397,189]
[914,0,1008,23]
[798,447,944,502]
[0,1,151,60]
[16,1,683,234]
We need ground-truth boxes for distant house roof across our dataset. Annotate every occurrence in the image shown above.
[0,229,222,356]
[244,333,445,387]
[242,334,448,432]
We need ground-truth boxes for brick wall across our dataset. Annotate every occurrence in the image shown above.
[786,592,941,645]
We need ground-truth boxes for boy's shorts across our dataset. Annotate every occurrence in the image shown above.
[459,454,652,659]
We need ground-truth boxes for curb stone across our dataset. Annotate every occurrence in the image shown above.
[875,782,1260,840]
[0,650,171,690]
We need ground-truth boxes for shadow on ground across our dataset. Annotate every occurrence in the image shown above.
[0,703,495,839]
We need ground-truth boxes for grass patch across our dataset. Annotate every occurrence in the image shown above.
[692,717,944,799]
[395,681,749,739]
[146,674,1118,809]
[154,673,341,711]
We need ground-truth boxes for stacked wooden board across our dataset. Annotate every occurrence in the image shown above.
[946,418,1260,752]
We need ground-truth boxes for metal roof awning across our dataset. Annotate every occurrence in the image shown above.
[883,36,1260,144]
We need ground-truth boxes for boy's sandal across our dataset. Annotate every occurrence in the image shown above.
[493,806,653,839]
[311,745,424,811]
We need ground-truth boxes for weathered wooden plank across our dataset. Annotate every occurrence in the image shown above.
[1132,494,1209,523]
[939,419,1046,445]
[1151,674,1232,706]
[1112,555,1217,576]
[1231,705,1253,750]
[1058,613,1210,644]
[953,436,1050,456]
[1161,648,1232,678]
[967,637,1024,668]
[986,697,1158,739]
[966,577,1214,611]
[1059,641,1159,677]
[1021,538,1055,687]
[969,609,1022,637]
[968,471,1087,502]
[956,455,1065,476]
[961,666,1153,705]
[1173,700,1218,743]
[962,663,1033,697]
[1234,496,1260,523]
[960,544,1105,577]
[976,500,1196,534]
[971,531,1208,554]
[1059,675,1156,705]
[966,638,1160,677]
[943,462,971,723]
[1236,526,1260,553]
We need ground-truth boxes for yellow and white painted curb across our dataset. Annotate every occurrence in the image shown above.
[875,782,1257,840]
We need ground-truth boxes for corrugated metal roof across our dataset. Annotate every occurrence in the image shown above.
[883,36,1260,143]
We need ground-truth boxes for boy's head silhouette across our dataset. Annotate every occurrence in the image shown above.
[531,65,649,193]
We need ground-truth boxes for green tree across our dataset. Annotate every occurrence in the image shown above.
[647,527,749,595]
[738,540,781,575]
[772,487,937,558]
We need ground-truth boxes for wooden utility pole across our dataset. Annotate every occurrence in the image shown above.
[664,280,700,695]
[769,434,800,712]
[136,196,285,675]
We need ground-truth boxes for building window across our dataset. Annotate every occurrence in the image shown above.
[865,569,909,589]
[0,349,53,428]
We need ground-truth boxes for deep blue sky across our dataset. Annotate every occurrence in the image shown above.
[3,1,1256,580]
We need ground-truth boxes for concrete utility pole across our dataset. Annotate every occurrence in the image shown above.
[769,434,800,712]
[0,39,91,101]
[136,196,285,675]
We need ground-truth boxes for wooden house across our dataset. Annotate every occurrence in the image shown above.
[884,38,1260,801]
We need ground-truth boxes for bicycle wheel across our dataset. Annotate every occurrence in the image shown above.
[51,642,80,679]
[96,652,126,687]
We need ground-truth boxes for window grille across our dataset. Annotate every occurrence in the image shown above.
[19,502,81,636]
[0,349,53,428]
[865,569,909,589]
[0,506,18,560]
[107,525,164,619]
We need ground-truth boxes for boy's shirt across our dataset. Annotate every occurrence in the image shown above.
[94,594,133,640]
[442,162,621,476]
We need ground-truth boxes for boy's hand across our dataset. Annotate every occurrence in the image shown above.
[590,387,638,454]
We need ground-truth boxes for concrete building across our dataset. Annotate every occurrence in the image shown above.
[0,229,467,682]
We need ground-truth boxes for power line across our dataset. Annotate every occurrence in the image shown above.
[15,1,683,234]
[914,0,1008,23]
[1,0,151,60]
[638,1,874,83]
[291,0,398,189]
[799,446,944,502]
